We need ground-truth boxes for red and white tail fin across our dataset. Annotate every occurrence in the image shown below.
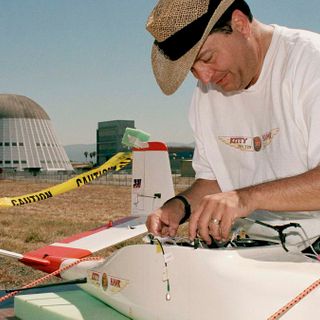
[131,141,175,216]
[1,141,175,274]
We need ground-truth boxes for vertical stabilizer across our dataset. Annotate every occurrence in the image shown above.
[131,142,175,216]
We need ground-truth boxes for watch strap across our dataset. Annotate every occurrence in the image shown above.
[163,195,191,224]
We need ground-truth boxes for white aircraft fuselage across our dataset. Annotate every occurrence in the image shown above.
[61,239,320,320]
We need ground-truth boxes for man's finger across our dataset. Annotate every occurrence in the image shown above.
[219,215,234,240]
[197,211,217,243]
[188,201,206,240]
[209,218,222,241]
[169,224,179,237]
[161,225,170,237]
[146,213,162,235]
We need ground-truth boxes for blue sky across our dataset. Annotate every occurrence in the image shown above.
[0,0,320,145]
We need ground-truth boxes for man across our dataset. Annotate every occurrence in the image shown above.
[145,0,320,245]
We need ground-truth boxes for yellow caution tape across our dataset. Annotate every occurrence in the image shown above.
[0,152,132,207]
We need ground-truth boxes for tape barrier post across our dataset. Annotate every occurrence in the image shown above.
[0,152,132,207]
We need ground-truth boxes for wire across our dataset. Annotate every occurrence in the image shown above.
[148,235,171,301]
[243,218,302,252]
[298,225,319,257]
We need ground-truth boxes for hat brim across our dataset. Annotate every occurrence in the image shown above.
[151,0,235,95]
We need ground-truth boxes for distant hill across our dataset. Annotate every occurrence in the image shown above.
[167,142,195,148]
[64,144,96,162]
[64,142,195,162]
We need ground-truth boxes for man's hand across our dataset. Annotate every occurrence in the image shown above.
[146,199,185,237]
[189,190,252,243]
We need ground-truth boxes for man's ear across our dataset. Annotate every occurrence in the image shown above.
[231,9,250,37]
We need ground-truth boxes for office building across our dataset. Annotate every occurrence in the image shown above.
[96,120,134,165]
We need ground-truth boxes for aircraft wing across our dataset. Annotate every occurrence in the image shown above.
[50,216,147,252]
[19,216,147,273]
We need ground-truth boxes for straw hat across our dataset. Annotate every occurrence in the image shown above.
[146,0,235,95]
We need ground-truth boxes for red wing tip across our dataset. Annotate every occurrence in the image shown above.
[20,255,50,266]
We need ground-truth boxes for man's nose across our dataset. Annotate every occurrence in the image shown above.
[191,66,213,84]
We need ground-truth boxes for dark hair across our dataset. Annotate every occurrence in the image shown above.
[210,0,253,34]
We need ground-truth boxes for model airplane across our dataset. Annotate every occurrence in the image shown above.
[1,141,320,319]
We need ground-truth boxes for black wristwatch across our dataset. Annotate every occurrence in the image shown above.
[163,195,191,224]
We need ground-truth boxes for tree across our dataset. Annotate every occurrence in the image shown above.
[89,151,96,163]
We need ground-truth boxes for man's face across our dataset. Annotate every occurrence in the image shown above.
[191,24,259,92]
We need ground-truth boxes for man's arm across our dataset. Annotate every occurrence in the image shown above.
[146,179,221,237]
[241,166,320,211]
[189,166,320,243]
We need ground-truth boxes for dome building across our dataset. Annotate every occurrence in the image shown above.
[0,94,73,172]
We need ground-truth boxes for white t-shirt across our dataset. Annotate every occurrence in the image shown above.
[189,25,320,192]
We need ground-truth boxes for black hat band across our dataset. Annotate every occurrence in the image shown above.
[154,0,222,61]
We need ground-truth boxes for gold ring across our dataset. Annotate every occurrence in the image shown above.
[211,218,221,225]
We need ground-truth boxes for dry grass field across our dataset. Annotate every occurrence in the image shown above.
[0,179,135,290]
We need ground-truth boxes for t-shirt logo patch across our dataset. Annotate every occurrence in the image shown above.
[218,128,279,152]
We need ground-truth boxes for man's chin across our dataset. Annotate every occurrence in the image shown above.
[217,83,237,92]
[213,82,245,94]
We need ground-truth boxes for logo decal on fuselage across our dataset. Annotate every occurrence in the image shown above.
[88,270,101,288]
[109,276,129,293]
[101,272,108,291]
[218,128,279,152]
